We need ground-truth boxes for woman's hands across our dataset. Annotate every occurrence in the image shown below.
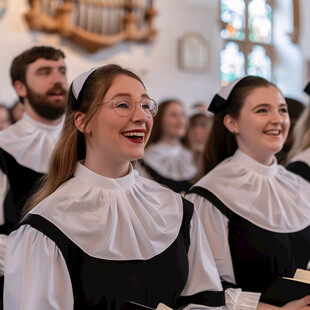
[281,296,310,309]
[258,296,310,310]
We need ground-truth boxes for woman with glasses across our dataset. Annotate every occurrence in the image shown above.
[5,65,309,310]
[136,99,197,194]
[4,64,258,310]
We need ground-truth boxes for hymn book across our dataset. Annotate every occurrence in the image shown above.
[261,269,310,306]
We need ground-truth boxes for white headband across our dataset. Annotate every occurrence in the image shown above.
[71,66,102,100]
[208,77,245,113]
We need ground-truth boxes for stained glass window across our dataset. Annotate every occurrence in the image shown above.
[248,0,272,43]
[220,42,245,86]
[220,0,273,85]
[247,45,271,80]
[220,0,245,41]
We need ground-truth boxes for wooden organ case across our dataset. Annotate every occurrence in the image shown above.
[25,0,157,52]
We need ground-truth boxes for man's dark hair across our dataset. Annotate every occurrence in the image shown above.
[10,45,65,86]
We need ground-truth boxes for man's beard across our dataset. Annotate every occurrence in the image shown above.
[26,83,67,120]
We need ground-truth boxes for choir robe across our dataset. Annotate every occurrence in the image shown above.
[186,149,310,296]
[4,163,260,310]
[0,113,63,276]
[135,142,197,194]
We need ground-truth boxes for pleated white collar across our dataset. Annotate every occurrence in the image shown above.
[195,149,310,232]
[288,147,310,166]
[0,113,63,173]
[143,141,197,181]
[30,163,183,260]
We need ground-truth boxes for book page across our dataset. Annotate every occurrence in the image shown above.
[156,303,173,310]
[293,269,310,284]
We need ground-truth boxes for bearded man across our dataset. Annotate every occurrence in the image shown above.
[0,46,68,284]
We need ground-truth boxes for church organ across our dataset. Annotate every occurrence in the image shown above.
[25,0,157,52]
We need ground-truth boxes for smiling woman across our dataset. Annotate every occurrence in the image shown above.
[4,64,252,310]
[186,76,310,307]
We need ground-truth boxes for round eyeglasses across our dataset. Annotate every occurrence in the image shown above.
[108,96,158,118]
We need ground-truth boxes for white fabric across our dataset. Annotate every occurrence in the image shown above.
[0,112,63,276]
[0,234,7,276]
[71,67,100,100]
[194,149,310,233]
[0,113,63,173]
[142,142,197,181]
[217,78,244,101]
[186,193,235,286]
[288,147,310,166]
[0,171,9,225]
[4,206,260,310]
[224,288,260,310]
[4,226,73,310]
[30,162,183,260]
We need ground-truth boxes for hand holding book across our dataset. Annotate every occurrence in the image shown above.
[261,269,310,306]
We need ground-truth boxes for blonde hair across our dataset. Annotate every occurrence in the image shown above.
[286,103,310,164]
[22,64,145,217]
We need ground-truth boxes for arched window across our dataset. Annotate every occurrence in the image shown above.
[220,42,245,85]
[248,0,272,43]
[220,0,274,85]
[220,0,245,40]
[248,45,272,80]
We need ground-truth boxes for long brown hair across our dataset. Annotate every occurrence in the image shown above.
[22,64,145,217]
[199,76,279,178]
[147,99,183,145]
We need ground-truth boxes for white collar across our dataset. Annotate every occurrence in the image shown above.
[143,142,197,180]
[0,113,63,173]
[30,162,183,260]
[195,149,310,232]
[22,113,64,136]
[75,161,136,190]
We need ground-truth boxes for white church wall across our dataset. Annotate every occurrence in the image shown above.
[0,0,308,108]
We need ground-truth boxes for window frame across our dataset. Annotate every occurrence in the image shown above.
[220,0,275,83]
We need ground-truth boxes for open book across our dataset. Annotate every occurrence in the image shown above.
[121,301,173,310]
[261,269,310,306]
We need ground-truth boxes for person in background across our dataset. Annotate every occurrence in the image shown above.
[276,97,304,164]
[183,103,213,180]
[0,105,12,130]
[286,82,310,181]
[136,99,196,194]
[9,100,24,123]
[186,76,310,306]
[0,46,68,304]
[3,64,267,310]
